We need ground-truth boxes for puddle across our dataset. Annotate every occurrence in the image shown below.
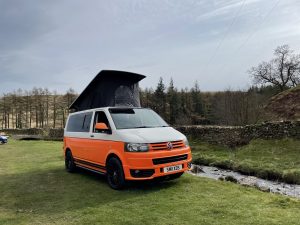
[189,164,300,199]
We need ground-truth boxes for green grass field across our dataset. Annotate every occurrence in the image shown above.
[0,140,300,225]
[191,138,300,184]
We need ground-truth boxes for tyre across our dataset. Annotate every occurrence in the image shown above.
[106,157,126,190]
[65,150,76,173]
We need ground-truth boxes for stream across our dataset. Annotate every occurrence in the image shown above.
[189,164,300,199]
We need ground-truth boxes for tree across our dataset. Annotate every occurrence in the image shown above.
[154,77,166,118]
[249,45,300,91]
[167,78,179,124]
[191,81,203,115]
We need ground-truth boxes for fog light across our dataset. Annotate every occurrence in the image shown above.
[130,169,155,178]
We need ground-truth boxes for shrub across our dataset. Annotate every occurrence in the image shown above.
[282,170,300,184]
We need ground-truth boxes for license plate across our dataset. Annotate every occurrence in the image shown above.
[163,164,182,173]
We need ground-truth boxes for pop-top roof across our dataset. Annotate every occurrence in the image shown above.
[69,70,146,111]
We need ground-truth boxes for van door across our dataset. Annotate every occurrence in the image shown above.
[85,111,112,166]
[66,112,92,160]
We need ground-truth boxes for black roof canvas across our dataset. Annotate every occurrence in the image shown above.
[69,70,146,111]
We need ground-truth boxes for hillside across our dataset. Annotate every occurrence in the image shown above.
[264,85,300,120]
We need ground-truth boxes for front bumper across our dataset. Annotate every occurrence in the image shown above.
[122,146,192,180]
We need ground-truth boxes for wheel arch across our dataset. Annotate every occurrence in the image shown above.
[105,152,123,166]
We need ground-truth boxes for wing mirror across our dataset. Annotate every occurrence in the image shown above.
[95,123,112,134]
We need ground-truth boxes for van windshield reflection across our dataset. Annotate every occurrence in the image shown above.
[109,108,169,129]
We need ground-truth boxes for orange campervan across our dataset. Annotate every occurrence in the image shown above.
[63,70,192,189]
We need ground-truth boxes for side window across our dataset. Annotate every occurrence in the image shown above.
[67,112,92,132]
[93,111,110,133]
[66,114,84,132]
[82,112,93,132]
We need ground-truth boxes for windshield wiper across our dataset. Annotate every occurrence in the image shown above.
[134,125,170,128]
[119,125,169,129]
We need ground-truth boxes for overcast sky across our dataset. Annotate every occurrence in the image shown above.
[1,0,300,94]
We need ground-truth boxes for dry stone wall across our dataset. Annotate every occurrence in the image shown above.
[176,121,300,147]
[0,128,63,141]
[1,121,299,146]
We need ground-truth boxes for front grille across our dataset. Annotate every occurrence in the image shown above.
[150,140,185,151]
[152,154,188,165]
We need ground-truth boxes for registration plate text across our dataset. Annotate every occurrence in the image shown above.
[163,164,182,173]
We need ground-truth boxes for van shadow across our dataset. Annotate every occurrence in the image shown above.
[0,166,178,216]
[76,167,177,190]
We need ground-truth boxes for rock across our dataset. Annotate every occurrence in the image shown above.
[256,185,271,192]
[224,175,238,183]
[239,176,259,187]
[254,181,271,192]
[191,165,204,173]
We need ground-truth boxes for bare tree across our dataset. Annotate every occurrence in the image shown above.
[249,45,300,91]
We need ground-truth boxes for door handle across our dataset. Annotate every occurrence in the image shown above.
[90,134,94,138]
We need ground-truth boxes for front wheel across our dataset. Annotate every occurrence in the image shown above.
[106,157,126,190]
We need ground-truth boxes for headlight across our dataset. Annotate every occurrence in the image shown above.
[125,143,149,152]
[184,138,189,147]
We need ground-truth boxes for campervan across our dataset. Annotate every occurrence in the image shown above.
[63,70,192,189]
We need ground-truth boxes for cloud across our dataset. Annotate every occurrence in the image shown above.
[0,0,56,50]
[0,0,300,94]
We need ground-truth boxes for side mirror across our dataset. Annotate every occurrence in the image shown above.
[95,122,109,130]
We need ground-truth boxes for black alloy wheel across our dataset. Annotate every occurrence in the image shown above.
[106,157,126,190]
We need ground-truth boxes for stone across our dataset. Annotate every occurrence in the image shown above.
[224,175,238,183]
[191,165,204,173]
[239,176,259,187]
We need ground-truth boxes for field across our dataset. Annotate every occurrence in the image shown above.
[191,138,300,184]
[0,140,300,225]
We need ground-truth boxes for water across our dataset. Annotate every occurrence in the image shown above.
[189,164,300,199]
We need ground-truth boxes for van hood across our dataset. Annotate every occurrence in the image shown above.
[115,127,186,143]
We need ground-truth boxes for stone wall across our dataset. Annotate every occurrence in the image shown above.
[175,125,246,147]
[176,121,300,147]
[0,128,45,136]
[243,121,300,140]
[0,128,63,141]
[1,121,299,145]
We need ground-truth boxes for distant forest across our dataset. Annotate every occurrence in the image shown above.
[0,79,280,129]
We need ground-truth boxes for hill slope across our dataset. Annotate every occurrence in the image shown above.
[264,85,300,120]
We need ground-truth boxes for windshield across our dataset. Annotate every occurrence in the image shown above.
[109,108,169,129]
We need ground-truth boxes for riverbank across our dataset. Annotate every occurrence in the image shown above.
[191,138,300,184]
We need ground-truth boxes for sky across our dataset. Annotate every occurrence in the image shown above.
[1,0,300,94]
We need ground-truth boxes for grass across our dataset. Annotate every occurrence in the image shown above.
[0,140,299,225]
[191,138,300,184]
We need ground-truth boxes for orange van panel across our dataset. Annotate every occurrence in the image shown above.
[64,137,192,180]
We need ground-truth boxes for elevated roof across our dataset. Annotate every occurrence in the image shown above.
[69,70,146,111]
